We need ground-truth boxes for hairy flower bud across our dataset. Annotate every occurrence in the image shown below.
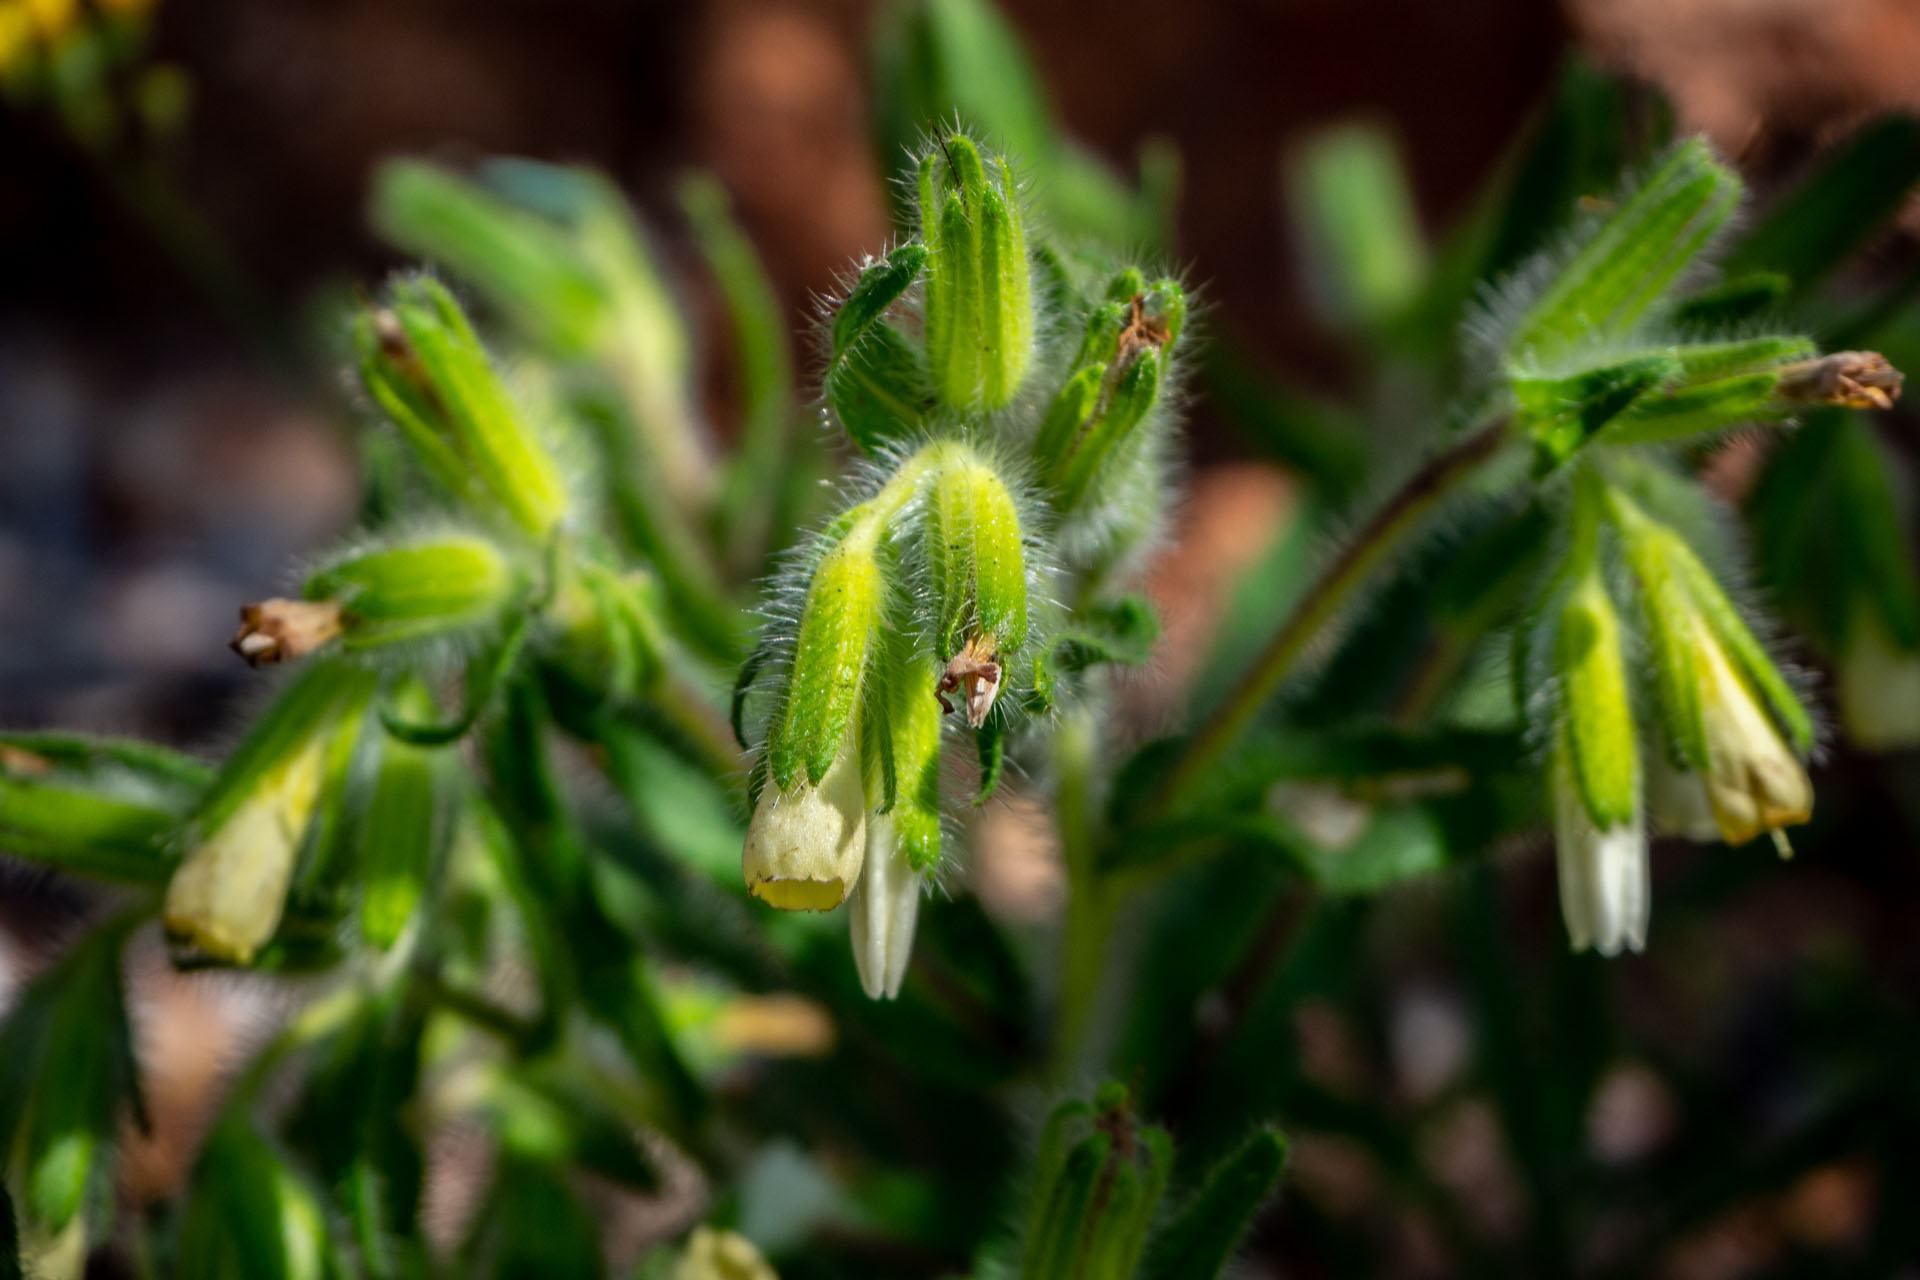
[355,275,572,539]
[1549,566,1648,954]
[919,135,1034,412]
[300,532,519,651]
[767,519,888,790]
[1609,490,1814,849]
[1034,278,1184,510]
[742,726,868,911]
[925,443,1028,725]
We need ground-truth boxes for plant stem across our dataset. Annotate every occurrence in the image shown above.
[1052,708,1112,1078]
[1152,416,1512,813]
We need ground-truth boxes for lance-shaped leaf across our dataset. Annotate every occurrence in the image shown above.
[1508,137,1741,360]
[825,245,935,452]
[1140,1127,1288,1280]
[1287,121,1428,331]
[0,734,207,884]
[0,918,146,1238]
[358,679,454,950]
[1722,115,1920,295]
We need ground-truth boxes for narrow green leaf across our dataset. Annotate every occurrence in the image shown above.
[1140,1127,1287,1280]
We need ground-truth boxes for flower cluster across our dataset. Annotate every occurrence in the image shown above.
[738,132,1188,997]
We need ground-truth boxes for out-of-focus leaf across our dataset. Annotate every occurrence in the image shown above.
[1722,115,1920,294]
[1287,122,1428,332]
[1140,1127,1287,1280]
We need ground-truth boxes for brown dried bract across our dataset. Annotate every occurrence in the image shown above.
[231,599,344,667]
[1775,351,1904,411]
[1114,292,1173,369]
[936,634,1003,728]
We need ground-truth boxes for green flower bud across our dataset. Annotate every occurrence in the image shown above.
[742,723,868,911]
[1608,490,1813,849]
[919,135,1034,412]
[1507,137,1740,362]
[767,518,888,790]
[865,634,944,871]
[1035,278,1183,510]
[164,664,375,964]
[1019,1085,1173,1280]
[293,532,519,652]
[925,444,1028,727]
[354,275,571,539]
[1550,564,1648,955]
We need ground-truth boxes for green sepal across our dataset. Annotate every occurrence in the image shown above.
[919,136,1034,413]
[0,735,207,885]
[826,319,937,454]
[1508,137,1742,361]
[832,244,930,355]
[1556,571,1639,829]
[925,446,1030,660]
[975,718,1005,806]
[305,533,520,648]
[1034,363,1107,476]
[1603,371,1785,446]
[1512,353,1677,475]
[1025,1132,1112,1280]
[768,524,887,789]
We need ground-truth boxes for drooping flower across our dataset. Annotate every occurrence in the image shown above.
[741,728,868,911]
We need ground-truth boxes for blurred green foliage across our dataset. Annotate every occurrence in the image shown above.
[3,2,1920,1278]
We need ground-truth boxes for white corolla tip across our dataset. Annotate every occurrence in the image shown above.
[848,815,924,1000]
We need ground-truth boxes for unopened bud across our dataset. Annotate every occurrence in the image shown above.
[924,444,1028,726]
[303,533,519,650]
[767,520,887,790]
[1775,351,1904,411]
[355,275,572,538]
[1035,278,1183,509]
[231,600,344,666]
[919,135,1035,412]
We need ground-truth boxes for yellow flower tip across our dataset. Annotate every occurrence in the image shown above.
[748,876,850,912]
[163,733,329,964]
[1697,642,1812,847]
[741,735,867,913]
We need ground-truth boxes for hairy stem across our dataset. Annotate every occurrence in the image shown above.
[1154,416,1513,813]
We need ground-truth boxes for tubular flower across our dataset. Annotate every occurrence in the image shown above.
[1692,637,1813,847]
[1548,559,1648,955]
[742,727,868,911]
[1608,488,1815,851]
[848,814,925,999]
[1550,728,1649,956]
